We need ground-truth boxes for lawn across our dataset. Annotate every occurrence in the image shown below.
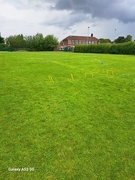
[0,51,135,180]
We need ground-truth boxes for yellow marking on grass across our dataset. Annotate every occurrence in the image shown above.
[107,70,114,76]
[71,74,75,81]
[48,75,54,83]
[85,72,94,78]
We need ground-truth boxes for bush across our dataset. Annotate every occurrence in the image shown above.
[0,44,9,51]
[109,42,135,55]
[74,44,111,54]
[74,42,135,55]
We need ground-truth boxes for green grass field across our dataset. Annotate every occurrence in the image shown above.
[0,51,135,180]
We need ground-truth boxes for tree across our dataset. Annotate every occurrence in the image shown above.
[33,33,44,50]
[25,33,45,51]
[0,35,9,51]
[6,33,58,51]
[44,35,58,51]
[125,35,132,42]
[6,34,26,49]
[114,36,125,43]
[114,35,132,43]
[25,35,34,50]
[99,38,111,43]
[0,36,5,44]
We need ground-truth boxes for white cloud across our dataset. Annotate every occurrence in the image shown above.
[0,0,135,41]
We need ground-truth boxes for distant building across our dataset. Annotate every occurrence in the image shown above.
[58,34,99,50]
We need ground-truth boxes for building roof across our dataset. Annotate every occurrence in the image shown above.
[62,35,99,42]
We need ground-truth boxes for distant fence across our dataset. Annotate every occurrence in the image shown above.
[58,46,74,52]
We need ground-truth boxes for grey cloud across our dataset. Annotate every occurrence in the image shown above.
[1,0,48,10]
[51,0,135,23]
[43,12,90,29]
[2,0,135,24]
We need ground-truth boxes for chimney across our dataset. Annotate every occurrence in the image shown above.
[91,33,93,37]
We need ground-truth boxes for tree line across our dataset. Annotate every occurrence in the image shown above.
[99,35,132,44]
[0,33,58,51]
[0,33,133,51]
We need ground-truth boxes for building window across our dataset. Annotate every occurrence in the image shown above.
[75,40,78,44]
[79,40,81,44]
[92,41,94,44]
[89,41,91,44]
[71,40,74,44]
[68,40,71,44]
[82,40,85,44]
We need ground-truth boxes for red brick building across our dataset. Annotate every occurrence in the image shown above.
[58,34,99,50]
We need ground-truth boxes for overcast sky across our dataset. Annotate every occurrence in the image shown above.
[0,0,135,41]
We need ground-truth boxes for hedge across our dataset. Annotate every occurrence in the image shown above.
[0,44,8,51]
[74,42,135,55]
